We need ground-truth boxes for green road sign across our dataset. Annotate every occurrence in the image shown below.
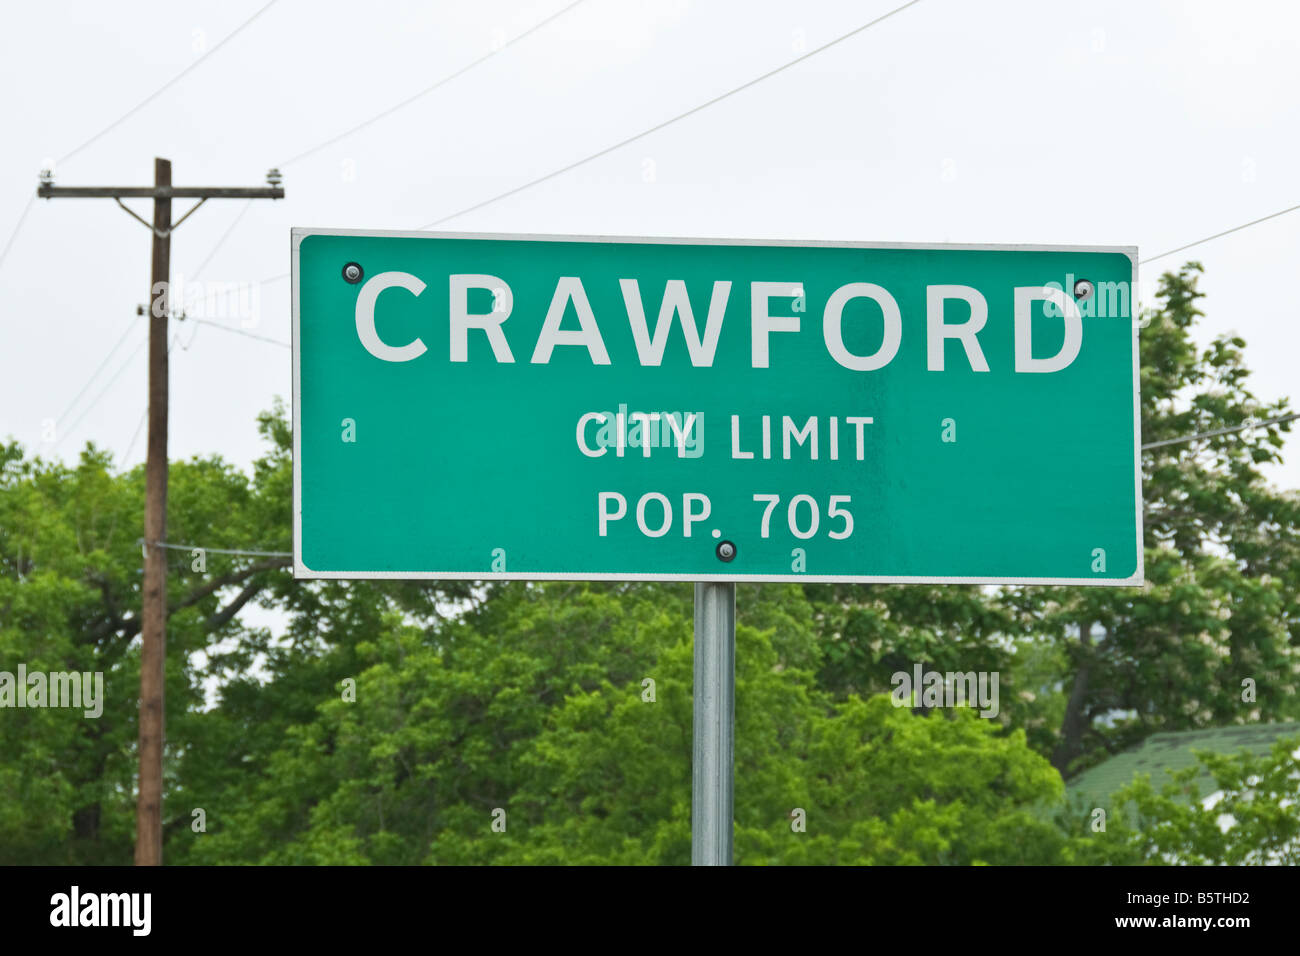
[292,230,1142,585]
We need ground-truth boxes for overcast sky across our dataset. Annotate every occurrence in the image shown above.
[2,0,1298,502]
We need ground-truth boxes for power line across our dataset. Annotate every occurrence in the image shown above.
[253,0,1300,305]
[219,2,591,288]
[146,540,292,558]
[224,0,925,292]
[119,406,149,469]
[1141,411,1298,450]
[53,332,148,448]
[278,0,590,168]
[56,1,281,166]
[0,194,35,273]
[63,330,189,466]
[115,335,188,471]
[177,319,203,350]
[117,332,212,468]
[176,195,274,346]
[189,199,254,278]
[418,0,925,228]
[186,316,289,347]
[54,322,178,466]
[53,320,143,435]
[1140,202,1300,265]
[258,192,1300,288]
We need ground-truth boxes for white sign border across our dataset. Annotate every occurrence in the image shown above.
[291,228,1143,587]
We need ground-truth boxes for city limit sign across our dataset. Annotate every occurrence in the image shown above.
[292,230,1142,585]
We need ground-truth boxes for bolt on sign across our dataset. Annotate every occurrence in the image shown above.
[292,230,1142,585]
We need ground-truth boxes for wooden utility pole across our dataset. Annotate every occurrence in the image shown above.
[38,160,283,864]
[139,157,172,867]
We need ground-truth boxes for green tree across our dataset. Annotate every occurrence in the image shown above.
[1068,737,1300,865]
[0,405,472,864]
[188,581,1065,865]
[1040,265,1299,775]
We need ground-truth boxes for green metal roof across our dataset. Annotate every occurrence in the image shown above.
[1066,722,1300,811]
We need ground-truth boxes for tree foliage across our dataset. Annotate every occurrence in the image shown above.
[1069,737,1300,865]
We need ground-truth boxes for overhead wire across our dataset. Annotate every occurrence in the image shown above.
[34,1,280,459]
[276,0,591,169]
[1141,411,1298,450]
[249,0,924,288]
[53,332,148,448]
[56,0,281,167]
[0,195,35,274]
[183,317,288,348]
[146,540,292,558]
[189,200,254,279]
[52,320,143,434]
[117,406,149,468]
[416,0,925,228]
[1140,202,1300,265]
[198,3,595,293]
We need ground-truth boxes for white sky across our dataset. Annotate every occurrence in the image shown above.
[2,0,1298,505]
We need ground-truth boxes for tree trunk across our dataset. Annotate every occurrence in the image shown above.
[1051,620,1094,775]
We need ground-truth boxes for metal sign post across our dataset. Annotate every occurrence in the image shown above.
[692,581,735,866]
